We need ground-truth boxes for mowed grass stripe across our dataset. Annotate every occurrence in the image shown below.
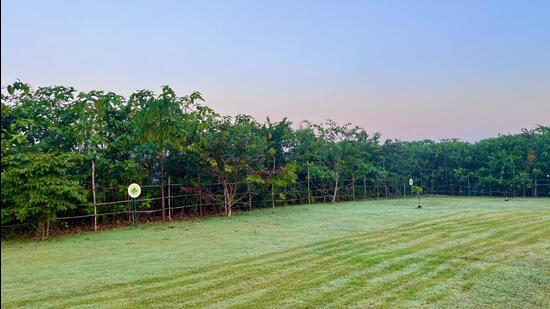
[19,211,505,308]
[4,210,547,309]
[53,212,530,308]
[169,213,543,308]
[78,212,545,308]
[389,224,550,307]
[334,219,549,308]
[317,217,549,307]
[227,215,549,308]
[3,210,471,308]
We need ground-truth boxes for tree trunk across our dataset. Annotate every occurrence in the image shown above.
[91,159,97,232]
[223,179,228,216]
[332,175,339,203]
[228,197,232,217]
[42,218,50,240]
[40,221,46,240]
[160,151,166,222]
[534,179,537,197]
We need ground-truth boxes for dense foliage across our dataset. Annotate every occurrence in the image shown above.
[2,82,549,236]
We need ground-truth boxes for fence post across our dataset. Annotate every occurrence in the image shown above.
[198,174,203,217]
[352,177,356,200]
[91,159,97,232]
[167,176,172,221]
[248,183,252,211]
[468,173,471,196]
[363,175,367,200]
[307,163,312,205]
[271,183,275,208]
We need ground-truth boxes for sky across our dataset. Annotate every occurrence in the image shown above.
[2,0,549,141]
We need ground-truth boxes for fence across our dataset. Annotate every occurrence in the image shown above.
[61,176,550,226]
[2,176,550,233]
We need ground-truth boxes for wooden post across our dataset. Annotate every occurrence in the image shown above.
[167,176,172,221]
[363,175,367,200]
[271,183,275,208]
[160,152,166,222]
[248,183,252,211]
[92,160,97,232]
[198,174,203,217]
[45,218,50,240]
[467,174,471,196]
[352,176,355,200]
[534,178,537,197]
[307,163,311,205]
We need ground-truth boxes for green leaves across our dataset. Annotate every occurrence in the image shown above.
[1,152,87,224]
[2,81,550,229]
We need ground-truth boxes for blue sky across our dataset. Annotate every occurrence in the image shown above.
[2,0,549,141]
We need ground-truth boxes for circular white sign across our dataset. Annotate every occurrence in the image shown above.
[128,183,141,198]
[409,178,414,186]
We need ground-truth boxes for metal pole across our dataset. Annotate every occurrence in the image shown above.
[133,198,138,228]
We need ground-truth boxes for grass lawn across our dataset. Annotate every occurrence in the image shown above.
[2,196,550,308]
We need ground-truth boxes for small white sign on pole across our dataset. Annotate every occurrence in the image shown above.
[128,183,141,198]
[409,178,414,186]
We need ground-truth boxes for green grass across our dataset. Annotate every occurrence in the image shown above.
[2,196,550,308]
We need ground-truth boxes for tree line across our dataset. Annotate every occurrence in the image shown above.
[2,81,549,238]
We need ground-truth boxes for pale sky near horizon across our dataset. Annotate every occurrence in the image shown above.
[2,0,549,142]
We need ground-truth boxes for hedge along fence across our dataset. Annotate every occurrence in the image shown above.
[2,177,550,237]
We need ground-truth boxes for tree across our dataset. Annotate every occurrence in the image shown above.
[2,81,550,234]
[132,86,203,221]
[197,114,268,216]
[1,152,87,239]
[412,185,423,208]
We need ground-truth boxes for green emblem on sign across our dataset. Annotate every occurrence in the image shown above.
[128,183,141,198]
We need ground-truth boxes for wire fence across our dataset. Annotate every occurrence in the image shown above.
[3,177,550,233]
